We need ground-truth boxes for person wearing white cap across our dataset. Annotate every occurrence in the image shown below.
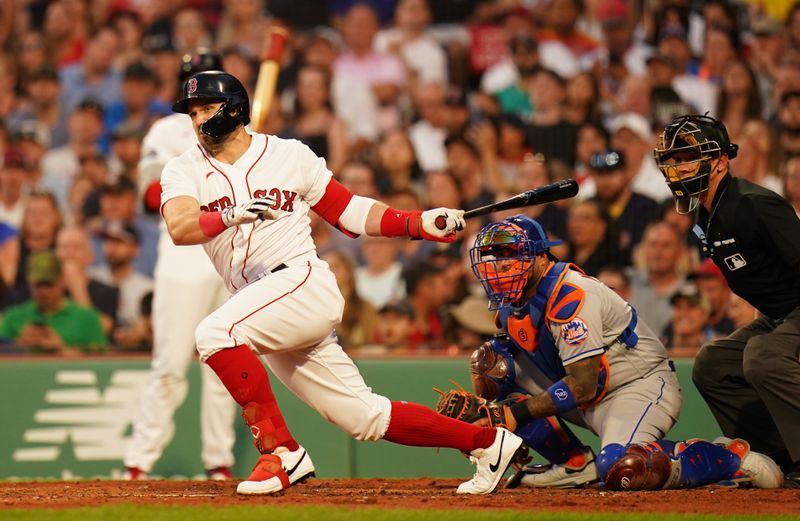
[609,112,673,202]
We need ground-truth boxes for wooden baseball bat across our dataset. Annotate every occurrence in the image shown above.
[251,27,289,133]
[464,178,579,219]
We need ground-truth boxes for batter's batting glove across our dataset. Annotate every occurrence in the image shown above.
[221,196,278,227]
[411,208,465,243]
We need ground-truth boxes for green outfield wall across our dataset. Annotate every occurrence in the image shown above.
[0,357,720,480]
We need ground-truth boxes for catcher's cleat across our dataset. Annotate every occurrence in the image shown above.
[123,466,148,480]
[714,437,783,489]
[505,446,598,489]
[457,428,524,495]
[206,466,233,480]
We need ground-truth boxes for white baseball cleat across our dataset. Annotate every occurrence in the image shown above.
[457,428,524,495]
[714,437,783,489]
[236,445,315,495]
[505,447,598,489]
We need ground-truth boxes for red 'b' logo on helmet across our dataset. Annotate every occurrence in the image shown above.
[187,78,198,94]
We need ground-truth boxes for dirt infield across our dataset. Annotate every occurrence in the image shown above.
[0,479,799,514]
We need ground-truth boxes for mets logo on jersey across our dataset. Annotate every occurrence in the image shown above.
[187,78,198,94]
[560,318,589,346]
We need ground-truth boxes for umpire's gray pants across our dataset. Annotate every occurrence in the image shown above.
[692,305,800,468]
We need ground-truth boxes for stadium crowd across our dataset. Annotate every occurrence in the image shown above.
[0,0,794,357]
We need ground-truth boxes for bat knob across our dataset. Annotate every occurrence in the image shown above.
[434,215,447,230]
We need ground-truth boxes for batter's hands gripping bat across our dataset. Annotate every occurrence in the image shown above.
[251,27,289,133]
[433,179,579,230]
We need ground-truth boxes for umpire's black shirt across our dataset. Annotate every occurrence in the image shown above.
[696,174,800,320]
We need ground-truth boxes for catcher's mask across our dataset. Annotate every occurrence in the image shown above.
[470,215,562,310]
[172,71,250,140]
[654,114,738,214]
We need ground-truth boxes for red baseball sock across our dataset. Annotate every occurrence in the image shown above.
[206,345,299,452]
[383,401,496,452]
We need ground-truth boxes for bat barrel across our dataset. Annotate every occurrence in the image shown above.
[463,178,578,219]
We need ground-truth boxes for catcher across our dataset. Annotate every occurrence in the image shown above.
[436,215,783,490]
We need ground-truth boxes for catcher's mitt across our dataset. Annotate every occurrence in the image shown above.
[434,381,486,424]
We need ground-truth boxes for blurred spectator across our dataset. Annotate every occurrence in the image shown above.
[375,0,448,86]
[595,0,648,77]
[322,249,377,350]
[565,198,627,277]
[629,221,687,339]
[525,68,577,167]
[371,299,415,353]
[492,114,533,192]
[691,25,738,86]
[13,31,48,88]
[726,292,759,331]
[14,121,50,186]
[0,222,19,300]
[0,250,107,355]
[59,25,122,113]
[43,1,85,67]
[572,121,610,200]
[102,62,170,149]
[215,0,270,58]
[40,98,105,211]
[480,31,539,111]
[90,220,153,351]
[6,64,68,148]
[770,63,800,121]
[784,156,800,218]
[403,259,449,351]
[444,134,493,210]
[448,294,500,353]
[282,64,348,174]
[145,37,181,105]
[408,82,448,172]
[55,225,119,334]
[375,128,424,196]
[355,235,405,309]
[608,112,672,201]
[537,0,601,79]
[662,283,717,358]
[339,161,379,198]
[731,119,784,195]
[688,258,734,338]
[91,178,159,277]
[303,27,342,71]
[309,211,362,261]
[590,148,661,253]
[749,15,785,112]
[173,8,213,54]
[333,3,406,141]
[777,90,800,157]
[109,125,144,181]
[716,60,763,141]
[221,45,259,102]
[563,72,601,125]
[655,28,717,116]
[111,10,146,70]
[597,265,631,301]
[0,148,28,229]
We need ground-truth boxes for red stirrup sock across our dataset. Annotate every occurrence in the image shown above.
[206,345,299,452]
[383,401,497,452]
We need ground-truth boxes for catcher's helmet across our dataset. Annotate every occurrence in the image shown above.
[654,114,738,214]
[470,215,562,309]
[179,51,223,83]
[172,71,250,139]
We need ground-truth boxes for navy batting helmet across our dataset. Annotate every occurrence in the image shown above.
[172,71,250,139]
[179,51,223,83]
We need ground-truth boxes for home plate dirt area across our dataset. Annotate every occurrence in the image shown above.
[0,479,798,514]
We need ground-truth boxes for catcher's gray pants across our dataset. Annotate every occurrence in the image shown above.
[692,306,800,469]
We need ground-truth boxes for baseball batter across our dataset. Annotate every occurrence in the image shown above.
[124,53,237,480]
[442,214,782,490]
[159,70,525,495]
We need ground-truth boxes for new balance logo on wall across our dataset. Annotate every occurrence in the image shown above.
[13,370,147,462]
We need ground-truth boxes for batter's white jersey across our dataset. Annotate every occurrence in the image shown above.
[161,133,332,294]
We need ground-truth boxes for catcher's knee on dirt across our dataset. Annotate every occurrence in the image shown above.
[600,443,672,491]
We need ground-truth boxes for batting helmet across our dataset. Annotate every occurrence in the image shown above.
[179,51,223,83]
[470,215,562,309]
[172,71,250,139]
[654,114,738,213]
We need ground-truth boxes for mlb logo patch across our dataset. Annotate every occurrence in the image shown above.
[560,318,589,346]
[724,253,747,271]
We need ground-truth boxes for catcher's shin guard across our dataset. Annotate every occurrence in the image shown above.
[515,416,585,465]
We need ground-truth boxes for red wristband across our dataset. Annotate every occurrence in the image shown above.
[199,211,226,238]
[380,208,422,238]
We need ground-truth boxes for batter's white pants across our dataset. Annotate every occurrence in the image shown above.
[195,257,392,442]
[125,243,238,473]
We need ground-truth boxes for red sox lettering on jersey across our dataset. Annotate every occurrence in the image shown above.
[200,190,298,213]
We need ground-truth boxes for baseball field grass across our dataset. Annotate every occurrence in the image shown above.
[3,506,798,521]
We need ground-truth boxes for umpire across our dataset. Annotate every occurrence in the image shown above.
[654,114,800,487]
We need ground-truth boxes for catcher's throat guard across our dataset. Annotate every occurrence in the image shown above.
[654,114,738,214]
